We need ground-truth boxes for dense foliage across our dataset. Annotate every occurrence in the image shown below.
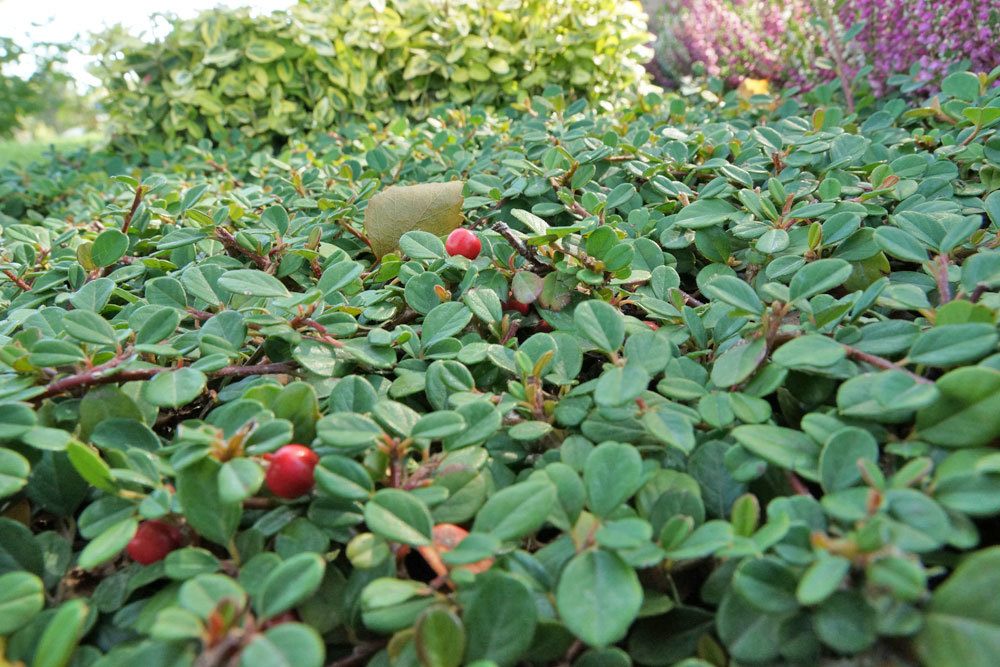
[92,0,652,151]
[651,0,1000,93]
[1,64,1000,665]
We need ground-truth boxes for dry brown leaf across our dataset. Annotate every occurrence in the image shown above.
[363,181,465,258]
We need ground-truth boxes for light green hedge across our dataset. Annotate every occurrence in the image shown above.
[93,0,653,150]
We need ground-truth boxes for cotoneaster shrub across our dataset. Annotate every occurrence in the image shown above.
[0,73,999,667]
[92,0,653,151]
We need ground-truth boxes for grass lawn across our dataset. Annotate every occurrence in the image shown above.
[0,133,103,167]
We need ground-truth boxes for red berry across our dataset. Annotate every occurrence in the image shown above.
[127,520,181,565]
[504,296,530,315]
[265,444,319,499]
[445,228,481,260]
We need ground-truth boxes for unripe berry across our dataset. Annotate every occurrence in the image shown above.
[127,520,182,565]
[445,228,481,260]
[265,444,319,499]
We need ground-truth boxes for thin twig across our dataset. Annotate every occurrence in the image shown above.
[336,219,374,251]
[121,185,145,235]
[843,346,932,384]
[326,641,387,667]
[935,254,952,304]
[677,288,705,307]
[491,221,549,272]
[2,269,32,291]
[214,228,271,271]
[37,358,299,400]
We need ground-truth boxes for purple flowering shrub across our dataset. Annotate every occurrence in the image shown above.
[652,0,1000,93]
[841,0,1000,93]
[652,0,836,88]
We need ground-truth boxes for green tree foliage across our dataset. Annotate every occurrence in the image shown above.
[92,0,653,151]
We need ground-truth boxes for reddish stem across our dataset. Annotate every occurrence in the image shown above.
[121,185,145,235]
[843,345,932,384]
[38,357,298,400]
[2,269,32,291]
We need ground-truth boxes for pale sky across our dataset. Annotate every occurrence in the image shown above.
[1,0,294,86]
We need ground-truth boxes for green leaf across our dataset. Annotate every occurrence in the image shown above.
[0,448,30,498]
[315,454,374,501]
[245,39,287,63]
[731,425,820,480]
[164,548,221,580]
[909,324,998,367]
[176,458,241,546]
[594,363,650,407]
[240,623,325,667]
[941,71,981,100]
[465,573,537,666]
[0,402,37,441]
[643,408,696,454]
[416,607,466,667]
[916,367,1000,447]
[217,269,291,298]
[574,300,625,353]
[917,547,1000,667]
[78,518,137,570]
[702,275,764,314]
[0,571,45,634]
[819,427,879,492]
[710,338,767,388]
[364,489,433,546]
[813,591,877,654]
[472,481,555,541]
[66,440,116,493]
[62,310,118,346]
[32,598,89,667]
[788,258,852,302]
[732,556,798,613]
[674,199,738,229]
[557,549,642,647]
[584,442,643,517]
[218,458,264,504]
[142,367,207,407]
[400,231,445,260]
[797,553,851,605]
[772,335,846,369]
[256,553,326,620]
[422,302,473,347]
[91,229,129,267]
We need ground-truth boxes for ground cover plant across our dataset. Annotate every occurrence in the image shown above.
[0,60,999,667]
